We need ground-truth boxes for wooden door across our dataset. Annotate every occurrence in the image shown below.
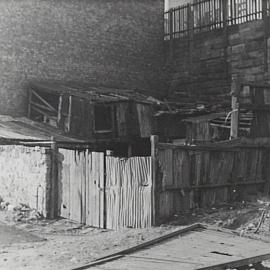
[105,156,152,229]
[58,149,105,228]
[85,151,105,228]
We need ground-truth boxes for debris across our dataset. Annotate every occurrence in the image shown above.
[0,201,9,210]
[247,223,255,230]
[254,209,266,234]
[7,204,16,211]
[70,257,78,263]
[262,260,270,267]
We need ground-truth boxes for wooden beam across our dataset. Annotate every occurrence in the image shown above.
[57,95,63,126]
[31,106,57,120]
[30,101,58,114]
[67,95,73,132]
[32,90,58,113]
[27,89,32,118]
[71,223,205,270]
[165,180,266,191]
[49,138,58,219]
[240,104,270,111]
[230,77,239,139]
[197,253,270,270]
[157,142,239,152]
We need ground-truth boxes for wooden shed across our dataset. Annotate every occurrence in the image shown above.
[28,81,155,142]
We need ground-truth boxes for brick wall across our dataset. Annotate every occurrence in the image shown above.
[164,19,269,106]
[0,0,164,116]
[0,145,51,216]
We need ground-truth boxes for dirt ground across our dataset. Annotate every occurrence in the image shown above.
[1,199,270,270]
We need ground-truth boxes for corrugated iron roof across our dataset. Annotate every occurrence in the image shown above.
[29,80,158,105]
[0,115,83,142]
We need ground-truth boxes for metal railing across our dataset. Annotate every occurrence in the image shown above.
[164,0,270,40]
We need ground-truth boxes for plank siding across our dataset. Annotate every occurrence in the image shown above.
[156,143,268,221]
[58,148,105,227]
[58,148,152,229]
[106,156,152,229]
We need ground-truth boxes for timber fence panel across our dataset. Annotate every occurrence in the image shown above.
[156,143,268,222]
[105,156,152,229]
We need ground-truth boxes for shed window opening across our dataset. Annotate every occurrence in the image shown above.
[94,104,113,132]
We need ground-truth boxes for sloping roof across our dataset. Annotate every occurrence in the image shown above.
[29,80,158,105]
[0,115,83,142]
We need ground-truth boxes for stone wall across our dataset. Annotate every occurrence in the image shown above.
[0,145,51,216]
[0,0,164,116]
[164,19,269,106]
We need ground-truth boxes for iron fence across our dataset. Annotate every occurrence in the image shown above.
[164,0,270,40]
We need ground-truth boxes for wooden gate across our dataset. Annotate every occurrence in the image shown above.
[106,156,152,229]
[58,148,105,228]
[58,148,152,229]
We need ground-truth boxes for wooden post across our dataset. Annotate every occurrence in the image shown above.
[264,157,270,196]
[127,144,132,157]
[67,95,72,133]
[27,89,32,118]
[50,137,58,219]
[230,77,239,140]
[150,135,159,226]
[103,150,107,229]
[57,95,63,127]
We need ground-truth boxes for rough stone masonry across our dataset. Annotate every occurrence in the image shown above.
[0,145,51,217]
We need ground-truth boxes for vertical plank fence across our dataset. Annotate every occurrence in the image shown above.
[106,156,152,229]
[58,148,105,228]
[57,147,152,229]
[155,143,269,222]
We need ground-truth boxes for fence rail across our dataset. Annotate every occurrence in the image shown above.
[164,0,270,40]
[155,142,270,221]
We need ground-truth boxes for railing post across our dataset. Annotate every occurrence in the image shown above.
[223,0,229,80]
[263,0,269,72]
[169,9,173,40]
[151,135,159,226]
[187,3,195,93]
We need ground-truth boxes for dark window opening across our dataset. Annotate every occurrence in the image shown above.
[94,104,113,133]
[29,90,59,127]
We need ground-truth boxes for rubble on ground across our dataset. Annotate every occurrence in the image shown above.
[0,199,43,224]
[169,196,270,242]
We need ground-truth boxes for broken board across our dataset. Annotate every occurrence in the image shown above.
[73,224,270,270]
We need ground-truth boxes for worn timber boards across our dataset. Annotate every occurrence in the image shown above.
[72,225,270,270]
